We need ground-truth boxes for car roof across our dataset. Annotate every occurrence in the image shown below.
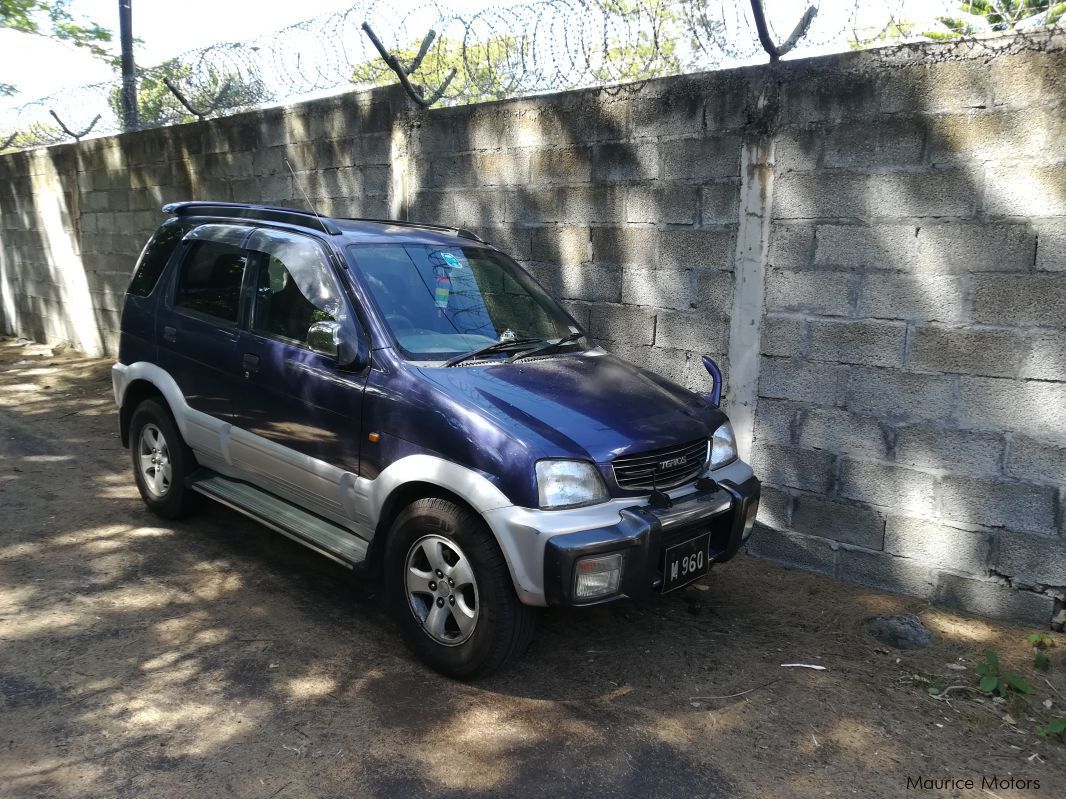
[161,201,490,248]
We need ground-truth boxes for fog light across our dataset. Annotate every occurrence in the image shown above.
[574,553,623,600]
[742,498,760,540]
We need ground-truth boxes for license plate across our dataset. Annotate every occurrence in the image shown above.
[661,533,710,593]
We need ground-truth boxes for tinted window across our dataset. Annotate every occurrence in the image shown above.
[174,240,248,323]
[128,221,184,297]
[249,231,345,345]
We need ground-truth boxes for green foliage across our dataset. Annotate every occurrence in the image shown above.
[1028,632,1055,671]
[1,0,112,93]
[923,1,1064,39]
[1035,715,1066,742]
[976,649,1035,697]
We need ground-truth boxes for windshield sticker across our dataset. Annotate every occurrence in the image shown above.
[440,251,465,269]
[435,273,451,308]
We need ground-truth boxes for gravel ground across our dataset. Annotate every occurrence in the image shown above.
[0,337,1063,799]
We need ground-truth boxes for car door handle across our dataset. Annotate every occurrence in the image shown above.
[162,325,176,343]
[242,353,260,377]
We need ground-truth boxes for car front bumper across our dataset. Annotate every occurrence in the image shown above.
[482,459,760,607]
[542,474,760,606]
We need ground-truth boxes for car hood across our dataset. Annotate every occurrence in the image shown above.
[417,351,721,463]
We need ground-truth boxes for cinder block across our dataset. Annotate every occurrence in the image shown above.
[700,181,739,225]
[894,425,1003,477]
[822,119,925,169]
[506,188,559,224]
[479,227,532,262]
[774,129,821,172]
[814,224,918,269]
[909,325,1021,378]
[553,264,622,304]
[588,303,655,344]
[753,398,802,447]
[557,186,624,224]
[593,142,658,183]
[658,230,735,271]
[847,367,955,423]
[792,492,886,549]
[957,376,1066,437]
[935,572,1055,625]
[530,147,592,185]
[631,93,705,139]
[762,315,807,358]
[925,108,1066,165]
[884,516,992,573]
[809,319,906,368]
[1021,330,1066,381]
[625,184,698,225]
[990,49,1066,107]
[995,531,1066,586]
[1036,224,1066,271]
[1006,436,1066,484]
[756,485,792,530]
[759,357,847,406]
[531,226,591,264]
[695,271,734,310]
[797,407,889,459]
[744,526,837,576]
[654,309,728,352]
[838,458,938,516]
[767,224,816,270]
[591,227,657,268]
[621,268,693,310]
[836,548,936,600]
[857,273,968,323]
[765,269,852,316]
[985,164,1066,218]
[940,475,1057,534]
[659,136,741,181]
[774,172,975,220]
[916,224,1035,273]
[751,443,835,493]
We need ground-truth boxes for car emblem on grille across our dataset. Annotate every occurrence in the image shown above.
[659,456,687,470]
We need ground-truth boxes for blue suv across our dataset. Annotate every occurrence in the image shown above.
[114,202,761,678]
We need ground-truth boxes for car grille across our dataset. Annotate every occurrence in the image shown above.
[612,438,709,491]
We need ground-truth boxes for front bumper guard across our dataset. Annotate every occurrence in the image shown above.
[543,475,761,606]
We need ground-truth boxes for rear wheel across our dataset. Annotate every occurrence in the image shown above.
[129,399,201,519]
[385,497,535,679]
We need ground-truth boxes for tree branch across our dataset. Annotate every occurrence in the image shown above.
[361,22,455,108]
[749,0,818,62]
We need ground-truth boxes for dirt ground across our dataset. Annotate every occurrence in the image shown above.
[0,337,1063,799]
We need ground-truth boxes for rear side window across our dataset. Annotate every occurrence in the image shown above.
[128,221,184,297]
[174,240,248,324]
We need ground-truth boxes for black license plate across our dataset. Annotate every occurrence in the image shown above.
[661,533,710,593]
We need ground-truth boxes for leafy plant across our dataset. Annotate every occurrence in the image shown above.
[1035,716,1066,743]
[1028,632,1055,672]
[976,650,1034,697]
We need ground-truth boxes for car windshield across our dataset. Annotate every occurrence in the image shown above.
[346,243,583,362]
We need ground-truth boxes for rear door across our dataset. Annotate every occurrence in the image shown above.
[228,228,369,522]
[157,224,251,423]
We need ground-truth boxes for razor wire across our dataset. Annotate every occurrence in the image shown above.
[0,0,1063,150]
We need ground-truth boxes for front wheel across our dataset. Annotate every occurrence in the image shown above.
[385,498,535,679]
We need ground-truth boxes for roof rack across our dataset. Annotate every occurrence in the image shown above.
[161,201,344,235]
[161,202,485,243]
[340,216,484,243]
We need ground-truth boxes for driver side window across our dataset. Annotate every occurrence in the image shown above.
[248,231,345,346]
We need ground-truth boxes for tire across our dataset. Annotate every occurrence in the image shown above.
[385,497,535,679]
[129,398,201,520]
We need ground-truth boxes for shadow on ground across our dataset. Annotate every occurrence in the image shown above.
[0,339,1063,799]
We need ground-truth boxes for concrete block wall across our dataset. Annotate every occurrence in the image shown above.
[0,31,1063,625]
[746,39,1066,624]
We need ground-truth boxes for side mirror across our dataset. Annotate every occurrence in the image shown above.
[307,320,370,372]
[700,355,722,408]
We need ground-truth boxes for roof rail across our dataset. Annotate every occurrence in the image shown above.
[161,201,344,235]
[341,216,484,243]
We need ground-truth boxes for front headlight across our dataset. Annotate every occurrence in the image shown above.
[535,459,609,509]
[709,421,738,469]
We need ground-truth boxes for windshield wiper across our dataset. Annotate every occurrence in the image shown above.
[443,337,542,367]
[508,331,585,363]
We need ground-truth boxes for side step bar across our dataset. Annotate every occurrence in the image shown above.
[189,473,368,568]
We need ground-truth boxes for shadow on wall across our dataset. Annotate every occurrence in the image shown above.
[746,39,1066,626]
